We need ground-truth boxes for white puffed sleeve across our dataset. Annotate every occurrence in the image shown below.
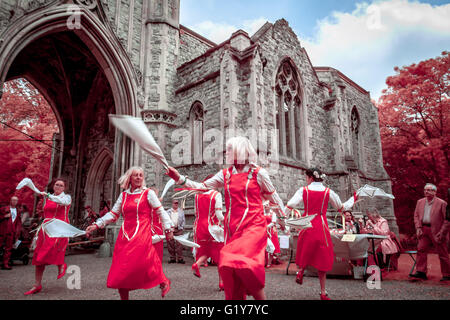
[285,188,304,216]
[177,170,224,191]
[329,190,355,212]
[147,189,173,230]
[257,168,286,220]
[47,192,72,206]
[214,192,224,222]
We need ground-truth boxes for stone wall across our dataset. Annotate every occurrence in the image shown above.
[178,26,215,67]
[0,1,397,234]
[101,0,144,71]
[79,94,115,210]
[253,20,330,199]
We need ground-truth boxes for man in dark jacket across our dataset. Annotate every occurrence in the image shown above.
[0,196,23,269]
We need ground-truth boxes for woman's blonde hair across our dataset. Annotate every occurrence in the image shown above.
[118,166,146,190]
[367,208,381,218]
[225,136,258,165]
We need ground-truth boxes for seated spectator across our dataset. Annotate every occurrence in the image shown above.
[386,231,403,271]
[343,210,360,234]
[361,208,398,269]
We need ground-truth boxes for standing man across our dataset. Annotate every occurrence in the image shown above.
[0,196,23,270]
[411,183,450,281]
[166,199,186,264]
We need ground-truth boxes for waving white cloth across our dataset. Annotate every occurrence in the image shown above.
[40,219,86,238]
[174,233,201,248]
[286,214,316,229]
[109,115,169,170]
[151,233,201,248]
[266,237,275,254]
[16,178,42,194]
[161,179,175,200]
[356,184,395,199]
[208,224,224,242]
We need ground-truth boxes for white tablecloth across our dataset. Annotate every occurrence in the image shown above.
[330,231,388,260]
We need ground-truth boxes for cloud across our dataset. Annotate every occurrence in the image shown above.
[300,0,450,101]
[186,17,268,44]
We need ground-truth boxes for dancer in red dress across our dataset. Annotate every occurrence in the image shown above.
[167,137,286,300]
[148,187,165,263]
[86,167,174,300]
[191,177,224,290]
[264,208,281,268]
[24,178,71,295]
[285,168,354,300]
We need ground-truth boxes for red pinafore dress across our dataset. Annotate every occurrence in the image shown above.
[220,166,267,298]
[107,189,165,290]
[32,198,70,266]
[193,191,224,262]
[265,215,281,254]
[296,186,334,272]
[151,207,164,262]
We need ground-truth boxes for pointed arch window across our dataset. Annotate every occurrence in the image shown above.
[189,101,204,164]
[275,59,303,159]
[351,106,361,168]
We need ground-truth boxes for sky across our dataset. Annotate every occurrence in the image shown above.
[180,0,450,101]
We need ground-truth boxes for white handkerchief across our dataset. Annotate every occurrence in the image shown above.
[109,115,169,170]
[356,184,395,199]
[174,234,200,248]
[208,225,224,242]
[16,178,41,194]
[286,214,316,228]
[43,219,86,238]
[161,179,175,200]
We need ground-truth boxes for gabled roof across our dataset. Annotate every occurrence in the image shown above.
[180,24,217,47]
[315,67,370,96]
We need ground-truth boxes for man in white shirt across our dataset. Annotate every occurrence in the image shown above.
[0,196,23,269]
[166,199,186,264]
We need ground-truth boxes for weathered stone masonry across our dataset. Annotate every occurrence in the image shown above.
[0,1,397,240]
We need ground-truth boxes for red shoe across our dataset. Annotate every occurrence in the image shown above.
[192,263,201,278]
[320,293,331,300]
[57,263,67,279]
[161,279,171,298]
[219,281,224,291]
[296,270,304,285]
[24,285,42,296]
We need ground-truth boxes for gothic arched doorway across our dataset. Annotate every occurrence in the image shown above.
[84,147,114,214]
[0,4,139,224]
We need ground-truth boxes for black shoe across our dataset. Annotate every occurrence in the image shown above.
[440,276,450,282]
[1,264,12,270]
[177,259,185,264]
[168,258,176,264]
[409,272,427,280]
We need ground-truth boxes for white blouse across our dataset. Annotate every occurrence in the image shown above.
[95,188,172,230]
[285,182,355,214]
[47,192,72,206]
[177,163,286,220]
[200,189,224,222]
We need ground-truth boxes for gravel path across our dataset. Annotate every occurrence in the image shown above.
[1,251,448,300]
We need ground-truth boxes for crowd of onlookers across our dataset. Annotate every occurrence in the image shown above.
[1,184,449,282]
